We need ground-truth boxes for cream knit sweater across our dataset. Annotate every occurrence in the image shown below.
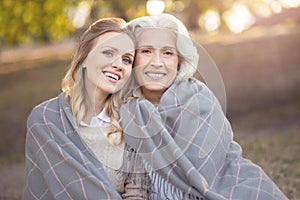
[78,125,148,199]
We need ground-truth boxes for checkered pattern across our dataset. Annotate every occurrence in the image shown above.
[120,78,287,200]
[23,94,122,200]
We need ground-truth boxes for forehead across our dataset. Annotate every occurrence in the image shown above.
[137,28,177,49]
[94,32,134,52]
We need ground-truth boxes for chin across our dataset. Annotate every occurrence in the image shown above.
[143,84,167,92]
[100,86,119,94]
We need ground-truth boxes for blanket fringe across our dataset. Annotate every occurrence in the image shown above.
[120,144,206,199]
[145,163,206,200]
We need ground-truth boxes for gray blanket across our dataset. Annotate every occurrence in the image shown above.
[120,78,287,200]
[23,93,123,199]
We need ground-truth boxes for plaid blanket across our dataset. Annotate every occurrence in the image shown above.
[23,93,122,199]
[120,78,287,200]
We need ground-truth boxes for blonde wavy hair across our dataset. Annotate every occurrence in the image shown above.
[61,18,134,145]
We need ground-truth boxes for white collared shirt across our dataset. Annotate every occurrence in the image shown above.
[80,108,111,127]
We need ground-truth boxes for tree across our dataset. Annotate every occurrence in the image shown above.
[0,0,74,46]
[0,0,148,47]
[0,0,255,47]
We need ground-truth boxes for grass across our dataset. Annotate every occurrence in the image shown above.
[235,130,300,199]
[231,98,300,199]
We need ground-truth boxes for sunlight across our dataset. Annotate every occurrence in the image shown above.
[254,3,272,17]
[271,1,283,13]
[198,10,221,32]
[173,1,185,12]
[262,0,273,3]
[69,1,91,29]
[223,3,255,34]
[146,0,165,15]
[280,0,300,8]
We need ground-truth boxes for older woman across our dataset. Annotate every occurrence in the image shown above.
[120,14,287,200]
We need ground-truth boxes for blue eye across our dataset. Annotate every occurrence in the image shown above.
[122,56,133,65]
[102,50,113,57]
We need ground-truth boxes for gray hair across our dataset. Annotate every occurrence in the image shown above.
[128,14,199,82]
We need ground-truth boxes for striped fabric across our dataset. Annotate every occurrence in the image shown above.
[120,78,288,200]
[23,93,122,200]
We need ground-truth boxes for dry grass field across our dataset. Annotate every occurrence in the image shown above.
[0,28,299,199]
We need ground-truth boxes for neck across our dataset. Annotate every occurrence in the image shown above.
[141,88,164,106]
[84,88,108,123]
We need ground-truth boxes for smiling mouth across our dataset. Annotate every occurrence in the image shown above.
[103,72,120,81]
[145,72,165,79]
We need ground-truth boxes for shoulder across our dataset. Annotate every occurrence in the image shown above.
[180,78,210,93]
[166,78,222,112]
[164,78,213,103]
[170,78,208,94]
[27,93,65,126]
[183,78,216,101]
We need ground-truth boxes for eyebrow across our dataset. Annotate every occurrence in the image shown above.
[124,52,135,57]
[101,46,135,57]
[138,45,176,50]
[138,45,154,48]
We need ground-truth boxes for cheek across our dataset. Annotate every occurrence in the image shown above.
[133,67,145,85]
[133,66,142,77]
[125,67,132,77]
[85,53,108,68]
[167,59,179,72]
[134,54,149,67]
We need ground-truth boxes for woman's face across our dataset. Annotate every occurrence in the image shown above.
[134,28,179,95]
[84,32,135,96]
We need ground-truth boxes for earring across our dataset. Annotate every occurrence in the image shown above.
[82,66,86,76]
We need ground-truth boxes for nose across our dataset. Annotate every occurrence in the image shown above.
[112,56,123,71]
[150,50,163,67]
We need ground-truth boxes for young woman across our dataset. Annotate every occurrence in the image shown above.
[120,14,287,200]
[23,18,148,200]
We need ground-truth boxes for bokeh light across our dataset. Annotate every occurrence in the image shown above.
[223,3,255,34]
[146,0,165,15]
[68,1,91,29]
[280,0,300,8]
[198,10,221,32]
[173,1,185,12]
[254,3,272,17]
[271,1,283,13]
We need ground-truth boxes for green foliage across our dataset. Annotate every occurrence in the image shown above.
[0,0,147,47]
[0,0,249,47]
[103,0,147,20]
[0,0,74,46]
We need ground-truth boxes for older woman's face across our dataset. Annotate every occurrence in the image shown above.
[84,32,135,96]
[134,28,179,95]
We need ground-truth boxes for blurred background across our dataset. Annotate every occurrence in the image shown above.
[0,0,299,199]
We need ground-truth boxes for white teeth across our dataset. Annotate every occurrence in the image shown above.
[104,72,119,80]
[146,72,164,78]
